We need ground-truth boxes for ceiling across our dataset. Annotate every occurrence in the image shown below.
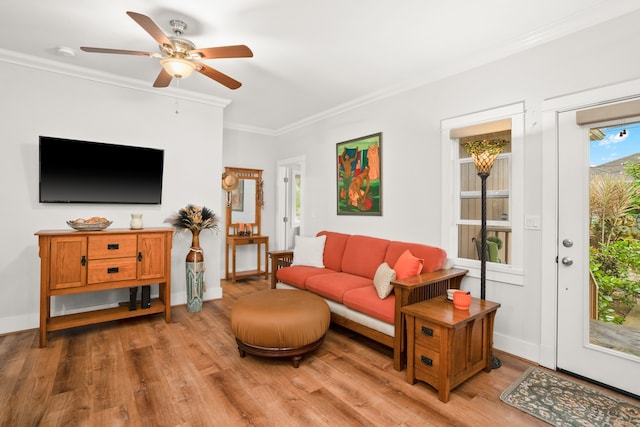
[2,1,639,134]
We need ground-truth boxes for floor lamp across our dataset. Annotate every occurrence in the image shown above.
[463,138,508,370]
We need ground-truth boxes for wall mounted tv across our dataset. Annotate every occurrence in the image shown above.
[39,136,164,204]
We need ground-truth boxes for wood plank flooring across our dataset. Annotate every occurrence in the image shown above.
[0,278,634,426]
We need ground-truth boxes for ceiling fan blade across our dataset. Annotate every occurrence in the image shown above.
[153,69,173,88]
[191,45,253,59]
[80,46,153,56]
[126,11,174,49]
[196,63,242,90]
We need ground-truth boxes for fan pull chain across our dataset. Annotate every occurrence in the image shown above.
[175,79,180,114]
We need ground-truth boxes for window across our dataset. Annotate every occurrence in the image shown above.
[441,102,525,285]
[458,130,512,264]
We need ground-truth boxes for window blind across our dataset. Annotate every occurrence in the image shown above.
[576,98,640,125]
[449,118,511,139]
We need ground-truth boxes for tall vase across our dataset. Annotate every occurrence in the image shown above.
[185,229,205,312]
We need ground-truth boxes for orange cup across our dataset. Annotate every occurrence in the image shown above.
[453,291,471,310]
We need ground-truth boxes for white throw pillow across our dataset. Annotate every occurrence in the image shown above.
[291,235,327,268]
[373,262,396,299]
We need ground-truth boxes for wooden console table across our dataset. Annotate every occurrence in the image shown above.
[35,228,173,347]
[225,235,269,283]
[402,296,500,402]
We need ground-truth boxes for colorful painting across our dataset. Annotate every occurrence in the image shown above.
[337,132,382,215]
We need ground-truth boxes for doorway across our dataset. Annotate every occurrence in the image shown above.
[276,156,304,250]
[556,108,640,396]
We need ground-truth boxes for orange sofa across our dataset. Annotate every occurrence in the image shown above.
[269,231,468,371]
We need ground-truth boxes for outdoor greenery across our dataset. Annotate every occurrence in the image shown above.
[589,167,640,324]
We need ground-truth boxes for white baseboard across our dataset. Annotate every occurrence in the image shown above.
[0,312,38,335]
[494,332,540,364]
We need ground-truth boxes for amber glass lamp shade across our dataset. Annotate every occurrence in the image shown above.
[463,139,507,174]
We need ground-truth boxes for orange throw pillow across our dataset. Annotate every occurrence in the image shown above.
[394,249,424,279]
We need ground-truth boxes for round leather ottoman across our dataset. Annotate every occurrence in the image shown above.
[230,289,330,368]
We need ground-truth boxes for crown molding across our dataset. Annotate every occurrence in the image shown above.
[0,48,231,108]
[223,121,278,136]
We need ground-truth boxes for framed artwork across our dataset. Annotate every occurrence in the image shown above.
[232,180,244,212]
[336,132,382,215]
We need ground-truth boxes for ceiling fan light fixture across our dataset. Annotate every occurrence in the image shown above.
[160,57,196,79]
[82,12,251,89]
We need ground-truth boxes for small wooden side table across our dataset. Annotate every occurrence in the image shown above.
[225,235,269,283]
[402,296,500,402]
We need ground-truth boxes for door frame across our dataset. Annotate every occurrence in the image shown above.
[540,78,640,369]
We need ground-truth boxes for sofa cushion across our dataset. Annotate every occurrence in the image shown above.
[343,286,395,324]
[341,235,390,279]
[393,249,424,279]
[291,235,327,268]
[385,241,447,274]
[317,231,350,272]
[305,272,372,303]
[276,266,334,290]
[373,262,396,299]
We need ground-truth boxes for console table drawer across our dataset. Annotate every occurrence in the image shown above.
[88,234,137,259]
[414,344,440,385]
[88,258,137,283]
[414,318,442,352]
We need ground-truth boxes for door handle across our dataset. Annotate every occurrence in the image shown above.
[561,257,573,266]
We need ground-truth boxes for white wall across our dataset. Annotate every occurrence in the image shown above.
[269,11,640,363]
[0,59,228,334]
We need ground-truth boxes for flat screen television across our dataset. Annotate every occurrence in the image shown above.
[39,136,164,204]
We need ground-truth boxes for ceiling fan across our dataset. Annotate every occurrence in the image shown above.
[80,11,252,90]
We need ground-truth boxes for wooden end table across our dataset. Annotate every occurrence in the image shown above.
[402,296,500,402]
[225,235,269,283]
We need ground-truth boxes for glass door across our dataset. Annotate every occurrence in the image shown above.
[557,110,640,396]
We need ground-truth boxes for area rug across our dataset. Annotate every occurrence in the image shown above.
[500,367,640,426]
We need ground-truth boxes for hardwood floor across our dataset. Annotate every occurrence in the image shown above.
[0,279,632,426]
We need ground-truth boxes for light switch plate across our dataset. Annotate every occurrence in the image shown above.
[525,215,541,230]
